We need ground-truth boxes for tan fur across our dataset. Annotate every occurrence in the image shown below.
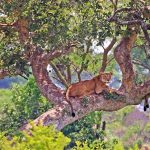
[66,72,113,116]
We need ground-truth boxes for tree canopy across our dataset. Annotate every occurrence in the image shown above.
[0,0,150,130]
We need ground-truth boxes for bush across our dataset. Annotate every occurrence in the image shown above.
[0,77,51,135]
[0,125,70,150]
[72,139,125,150]
[73,140,140,150]
[63,111,103,145]
[0,89,12,109]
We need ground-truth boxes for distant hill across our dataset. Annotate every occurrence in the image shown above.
[0,77,25,88]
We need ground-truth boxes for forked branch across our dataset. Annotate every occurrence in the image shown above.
[100,38,116,72]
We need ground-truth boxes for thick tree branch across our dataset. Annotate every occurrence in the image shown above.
[0,18,30,44]
[21,94,127,131]
[29,43,76,105]
[114,31,137,93]
[30,51,65,105]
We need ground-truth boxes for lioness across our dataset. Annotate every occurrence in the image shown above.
[66,72,113,117]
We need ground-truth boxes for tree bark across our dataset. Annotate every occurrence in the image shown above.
[0,69,21,79]
[114,31,137,93]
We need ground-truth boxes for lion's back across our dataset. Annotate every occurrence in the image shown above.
[67,79,95,97]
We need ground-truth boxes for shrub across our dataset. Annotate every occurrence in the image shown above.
[0,77,51,135]
[73,139,125,150]
[0,125,70,150]
[63,111,103,146]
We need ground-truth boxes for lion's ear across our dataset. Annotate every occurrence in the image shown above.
[96,75,101,80]
[110,72,113,75]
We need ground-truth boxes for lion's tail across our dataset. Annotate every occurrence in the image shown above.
[144,97,149,111]
[66,88,75,117]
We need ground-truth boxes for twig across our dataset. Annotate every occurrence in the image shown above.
[132,59,150,70]
[100,38,116,72]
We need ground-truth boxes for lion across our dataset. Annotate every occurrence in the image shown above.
[65,72,113,117]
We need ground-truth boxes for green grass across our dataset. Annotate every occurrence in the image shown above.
[0,89,13,110]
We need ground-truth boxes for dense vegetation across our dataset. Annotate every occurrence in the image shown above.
[0,89,12,109]
[0,0,150,149]
[0,78,51,135]
[0,124,133,150]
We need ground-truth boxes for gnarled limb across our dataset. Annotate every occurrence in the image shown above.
[31,56,64,104]
[31,50,63,105]
[21,94,127,131]
[29,43,76,105]
[114,31,137,93]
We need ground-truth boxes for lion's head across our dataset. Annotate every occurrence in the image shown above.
[99,72,112,83]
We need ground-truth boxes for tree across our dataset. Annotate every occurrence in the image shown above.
[0,0,150,131]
